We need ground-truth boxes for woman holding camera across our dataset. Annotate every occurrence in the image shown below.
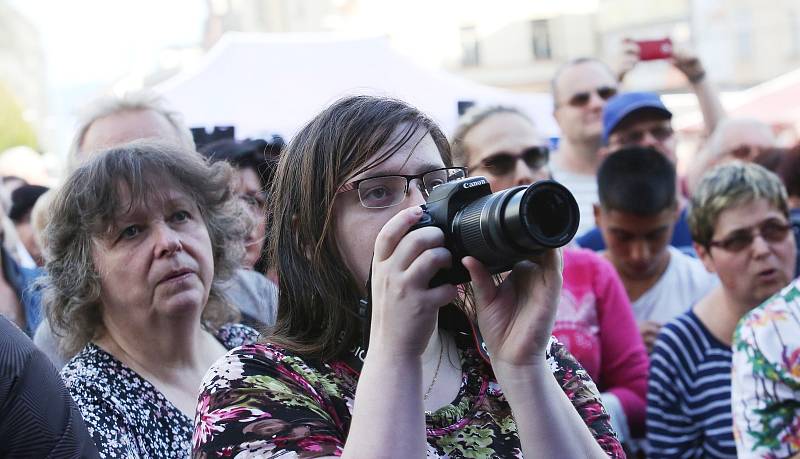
[193,95,623,458]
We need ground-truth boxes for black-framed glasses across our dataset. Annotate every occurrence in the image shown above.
[567,86,618,107]
[708,218,792,252]
[468,146,549,176]
[337,167,467,209]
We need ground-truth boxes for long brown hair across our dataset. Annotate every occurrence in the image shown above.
[267,95,456,360]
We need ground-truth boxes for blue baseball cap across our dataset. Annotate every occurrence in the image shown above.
[602,92,672,144]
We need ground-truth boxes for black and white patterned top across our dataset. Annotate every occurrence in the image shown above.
[61,323,259,458]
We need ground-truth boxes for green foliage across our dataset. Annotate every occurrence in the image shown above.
[0,81,38,152]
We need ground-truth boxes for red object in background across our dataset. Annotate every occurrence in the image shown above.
[636,38,673,61]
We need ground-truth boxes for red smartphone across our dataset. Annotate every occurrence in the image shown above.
[636,38,673,61]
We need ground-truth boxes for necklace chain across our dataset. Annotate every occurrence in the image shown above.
[423,333,445,401]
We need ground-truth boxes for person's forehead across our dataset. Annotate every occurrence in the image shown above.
[347,130,444,182]
[611,113,671,135]
[81,109,178,154]
[713,198,784,234]
[236,167,262,193]
[113,183,193,217]
[556,61,616,96]
[464,113,543,158]
[603,208,674,231]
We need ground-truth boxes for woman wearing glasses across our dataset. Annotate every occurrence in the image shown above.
[647,162,796,458]
[193,95,623,458]
[450,105,649,446]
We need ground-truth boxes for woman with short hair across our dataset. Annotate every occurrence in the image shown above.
[44,139,259,458]
[193,95,623,458]
[647,162,796,458]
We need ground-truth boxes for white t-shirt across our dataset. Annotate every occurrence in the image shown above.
[550,161,598,237]
[632,246,718,324]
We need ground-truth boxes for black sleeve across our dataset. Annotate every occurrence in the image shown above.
[0,316,99,458]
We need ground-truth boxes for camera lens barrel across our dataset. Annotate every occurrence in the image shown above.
[453,180,579,272]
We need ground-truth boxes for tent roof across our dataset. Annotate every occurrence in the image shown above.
[674,67,800,132]
[156,32,558,141]
[726,67,800,125]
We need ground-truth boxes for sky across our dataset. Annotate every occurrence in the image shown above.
[8,0,209,152]
[10,0,207,88]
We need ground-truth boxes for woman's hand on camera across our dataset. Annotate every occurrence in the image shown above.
[369,206,459,357]
[463,249,563,367]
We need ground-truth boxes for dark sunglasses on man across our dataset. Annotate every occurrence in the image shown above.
[708,218,792,252]
[468,146,550,176]
[566,86,618,108]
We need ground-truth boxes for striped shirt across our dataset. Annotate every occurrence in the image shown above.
[647,310,737,458]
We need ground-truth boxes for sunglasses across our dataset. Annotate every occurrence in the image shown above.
[566,86,618,108]
[708,218,792,252]
[468,146,550,176]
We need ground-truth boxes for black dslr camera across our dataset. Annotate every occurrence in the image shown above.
[409,177,579,286]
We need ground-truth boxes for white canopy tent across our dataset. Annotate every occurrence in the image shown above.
[155,32,558,142]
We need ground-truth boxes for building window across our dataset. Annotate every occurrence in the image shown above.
[531,19,551,60]
[460,26,480,67]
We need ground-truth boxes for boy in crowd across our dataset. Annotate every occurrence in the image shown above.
[578,92,694,254]
[594,147,717,351]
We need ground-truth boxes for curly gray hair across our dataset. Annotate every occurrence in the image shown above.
[42,139,245,355]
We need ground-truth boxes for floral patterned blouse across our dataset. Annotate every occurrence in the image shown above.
[193,335,624,458]
[732,280,800,458]
[61,323,259,459]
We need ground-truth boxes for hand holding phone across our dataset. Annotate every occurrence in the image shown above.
[636,38,673,61]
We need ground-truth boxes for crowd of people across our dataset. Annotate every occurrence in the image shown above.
[0,42,798,459]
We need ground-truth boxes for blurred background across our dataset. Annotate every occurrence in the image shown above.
[2,0,800,185]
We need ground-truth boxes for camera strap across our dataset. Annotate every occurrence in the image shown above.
[341,264,373,375]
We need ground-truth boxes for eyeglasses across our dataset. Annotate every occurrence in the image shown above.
[337,167,467,209]
[566,86,618,108]
[615,125,674,146]
[468,146,549,176]
[708,218,792,252]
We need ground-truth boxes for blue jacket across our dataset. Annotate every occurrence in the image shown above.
[2,247,44,336]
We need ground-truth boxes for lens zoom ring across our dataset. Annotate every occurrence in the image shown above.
[457,199,491,257]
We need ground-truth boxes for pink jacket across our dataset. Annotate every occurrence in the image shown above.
[553,248,649,437]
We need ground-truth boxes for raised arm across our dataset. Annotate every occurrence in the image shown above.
[343,205,458,457]
[464,250,622,458]
[671,50,725,136]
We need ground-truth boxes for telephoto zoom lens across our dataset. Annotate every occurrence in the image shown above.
[453,180,579,272]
